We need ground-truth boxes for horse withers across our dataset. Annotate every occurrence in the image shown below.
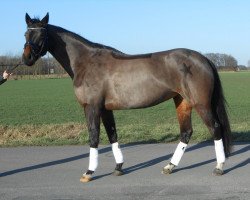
[22,13,232,182]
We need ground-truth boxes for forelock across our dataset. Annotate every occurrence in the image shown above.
[27,17,44,28]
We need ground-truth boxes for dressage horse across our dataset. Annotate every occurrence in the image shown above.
[22,13,231,182]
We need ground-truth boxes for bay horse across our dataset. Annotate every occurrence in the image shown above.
[22,13,231,182]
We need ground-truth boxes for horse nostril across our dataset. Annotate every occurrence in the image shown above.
[23,45,32,58]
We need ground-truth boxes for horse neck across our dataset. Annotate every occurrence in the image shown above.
[47,25,92,79]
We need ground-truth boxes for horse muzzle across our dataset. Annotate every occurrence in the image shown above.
[22,44,38,66]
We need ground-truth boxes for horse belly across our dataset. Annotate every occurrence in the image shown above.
[105,80,176,110]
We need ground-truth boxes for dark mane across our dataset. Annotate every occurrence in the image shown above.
[30,19,152,59]
[30,17,153,60]
[48,24,152,59]
[48,24,125,55]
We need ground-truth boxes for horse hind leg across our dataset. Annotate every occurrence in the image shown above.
[101,108,124,176]
[195,104,226,175]
[163,95,193,174]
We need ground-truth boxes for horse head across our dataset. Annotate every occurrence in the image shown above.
[22,13,49,66]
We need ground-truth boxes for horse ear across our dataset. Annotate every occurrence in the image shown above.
[25,13,32,25]
[41,13,49,25]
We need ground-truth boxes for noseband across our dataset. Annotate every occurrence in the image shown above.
[24,27,48,58]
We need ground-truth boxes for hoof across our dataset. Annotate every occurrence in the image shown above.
[213,168,223,176]
[162,163,175,175]
[162,167,173,175]
[113,169,124,176]
[80,174,92,183]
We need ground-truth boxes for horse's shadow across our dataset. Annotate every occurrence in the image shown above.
[0,141,249,179]
[123,141,212,175]
[0,142,144,177]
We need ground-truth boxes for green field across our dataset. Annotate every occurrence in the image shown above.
[0,72,250,146]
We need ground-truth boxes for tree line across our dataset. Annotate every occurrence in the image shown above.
[0,55,66,79]
[0,53,249,79]
[204,53,249,71]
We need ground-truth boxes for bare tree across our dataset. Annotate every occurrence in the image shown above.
[223,54,237,67]
[247,60,250,68]
[204,53,219,67]
[204,53,238,70]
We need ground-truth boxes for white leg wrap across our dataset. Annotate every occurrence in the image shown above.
[214,139,226,164]
[88,148,98,171]
[112,142,124,164]
[170,142,187,166]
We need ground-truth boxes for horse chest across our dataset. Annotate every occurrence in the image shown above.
[74,83,104,106]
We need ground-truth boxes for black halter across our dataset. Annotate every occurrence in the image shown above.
[24,27,48,58]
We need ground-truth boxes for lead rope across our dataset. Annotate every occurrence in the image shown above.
[0,62,23,73]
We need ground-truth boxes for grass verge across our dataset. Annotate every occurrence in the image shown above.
[1,121,249,147]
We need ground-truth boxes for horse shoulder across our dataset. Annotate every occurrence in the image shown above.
[73,61,109,107]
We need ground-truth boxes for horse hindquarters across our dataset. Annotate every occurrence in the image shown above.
[163,58,231,175]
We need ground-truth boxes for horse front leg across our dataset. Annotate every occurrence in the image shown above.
[101,108,124,176]
[80,105,101,183]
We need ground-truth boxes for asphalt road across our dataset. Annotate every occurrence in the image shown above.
[0,143,249,200]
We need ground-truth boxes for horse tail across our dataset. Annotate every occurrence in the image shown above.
[208,59,232,157]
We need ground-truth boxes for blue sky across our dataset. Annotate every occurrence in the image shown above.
[1,0,250,65]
